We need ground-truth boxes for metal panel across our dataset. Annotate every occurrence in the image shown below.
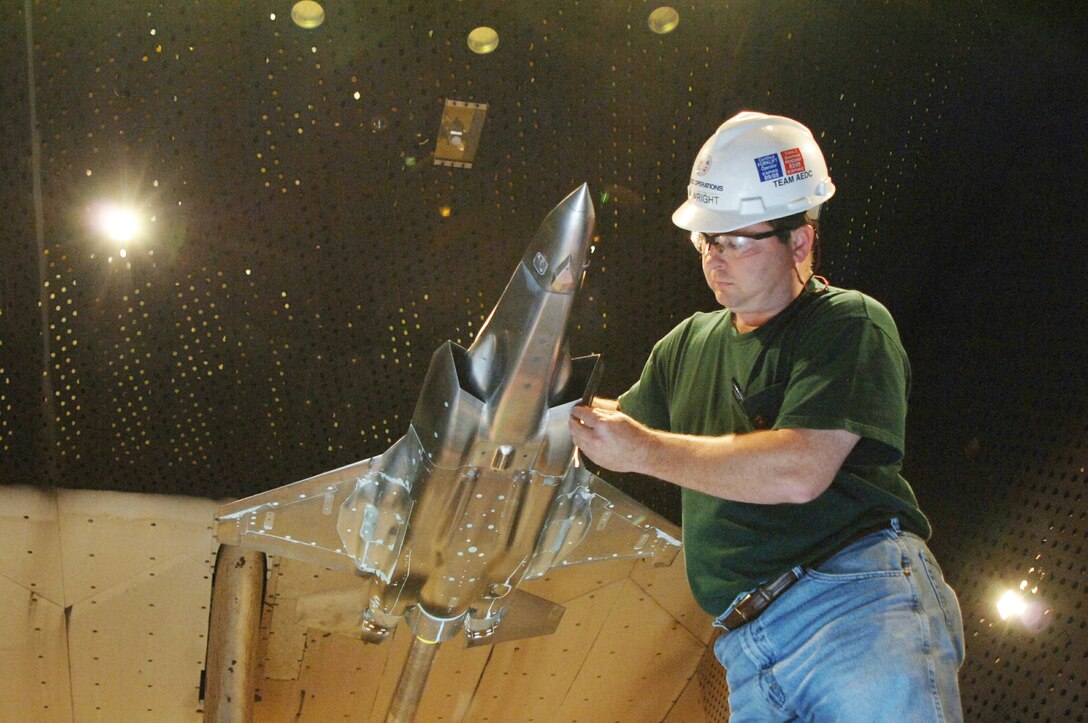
[556,578,706,723]
[0,576,72,723]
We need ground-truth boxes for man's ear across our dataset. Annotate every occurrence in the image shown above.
[791,224,815,264]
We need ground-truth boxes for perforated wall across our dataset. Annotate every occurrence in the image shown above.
[1,1,1085,721]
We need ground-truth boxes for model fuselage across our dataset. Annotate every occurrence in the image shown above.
[215,185,678,645]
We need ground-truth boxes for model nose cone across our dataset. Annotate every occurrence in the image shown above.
[524,183,595,294]
[561,183,593,218]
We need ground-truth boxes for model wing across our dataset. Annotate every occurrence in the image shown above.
[525,455,681,579]
[214,431,423,580]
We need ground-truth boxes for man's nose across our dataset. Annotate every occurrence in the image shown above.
[703,247,729,265]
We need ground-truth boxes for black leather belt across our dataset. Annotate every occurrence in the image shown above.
[719,523,892,632]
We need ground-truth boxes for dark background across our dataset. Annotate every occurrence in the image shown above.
[1,1,1085,720]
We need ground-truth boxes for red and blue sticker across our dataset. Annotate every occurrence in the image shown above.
[755,148,811,187]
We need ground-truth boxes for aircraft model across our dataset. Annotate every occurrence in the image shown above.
[209,185,681,721]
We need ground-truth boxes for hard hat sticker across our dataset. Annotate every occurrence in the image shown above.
[780,148,806,175]
[755,148,807,183]
[694,152,712,176]
[754,153,785,182]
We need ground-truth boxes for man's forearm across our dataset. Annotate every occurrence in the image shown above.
[638,426,857,504]
[569,405,859,505]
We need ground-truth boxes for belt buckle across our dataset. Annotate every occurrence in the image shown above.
[719,592,754,632]
[732,592,754,621]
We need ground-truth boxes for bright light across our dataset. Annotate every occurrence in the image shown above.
[467,27,499,54]
[997,589,1028,621]
[90,202,143,245]
[291,1,325,29]
[648,7,680,34]
[997,587,1054,634]
[102,205,139,242]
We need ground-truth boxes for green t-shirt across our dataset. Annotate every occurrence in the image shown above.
[618,281,931,615]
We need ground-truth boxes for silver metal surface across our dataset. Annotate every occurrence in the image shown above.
[462,588,565,648]
[386,636,440,723]
[214,185,681,653]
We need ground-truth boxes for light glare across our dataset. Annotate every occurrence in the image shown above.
[997,590,1027,621]
[93,203,142,244]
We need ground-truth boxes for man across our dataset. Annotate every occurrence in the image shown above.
[569,112,964,721]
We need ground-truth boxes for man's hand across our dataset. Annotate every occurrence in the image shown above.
[568,404,652,473]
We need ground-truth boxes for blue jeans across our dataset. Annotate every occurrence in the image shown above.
[713,521,965,722]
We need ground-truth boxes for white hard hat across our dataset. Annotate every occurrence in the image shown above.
[672,111,836,233]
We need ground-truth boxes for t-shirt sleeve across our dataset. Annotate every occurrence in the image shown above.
[774,306,910,465]
[617,339,674,432]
